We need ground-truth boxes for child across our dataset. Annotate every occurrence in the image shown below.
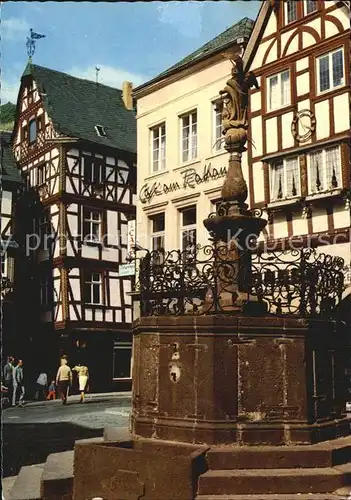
[46,380,56,400]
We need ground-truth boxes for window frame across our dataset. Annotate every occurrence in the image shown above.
[316,47,345,95]
[270,155,301,202]
[1,254,7,277]
[40,276,50,306]
[180,110,198,163]
[112,341,133,381]
[95,125,106,137]
[180,206,197,258]
[149,213,165,253]
[37,163,47,185]
[83,271,103,305]
[212,101,223,152]
[28,118,37,144]
[267,70,291,112]
[82,207,103,244]
[150,122,166,174]
[305,0,318,15]
[285,0,298,24]
[307,145,342,195]
[83,156,104,184]
[38,209,51,244]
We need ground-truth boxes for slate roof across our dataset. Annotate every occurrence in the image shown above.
[1,131,22,184]
[134,17,254,93]
[21,64,136,154]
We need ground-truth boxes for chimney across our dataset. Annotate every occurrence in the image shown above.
[122,81,133,110]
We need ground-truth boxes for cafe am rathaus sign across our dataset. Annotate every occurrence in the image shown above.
[139,162,227,204]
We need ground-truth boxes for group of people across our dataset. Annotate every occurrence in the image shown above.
[2,355,90,407]
[3,357,25,407]
[56,356,90,405]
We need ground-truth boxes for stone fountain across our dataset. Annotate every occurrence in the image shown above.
[72,56,351,500]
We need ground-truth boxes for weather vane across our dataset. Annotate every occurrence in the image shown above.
[26,29,46,61]
[95,66,100,84]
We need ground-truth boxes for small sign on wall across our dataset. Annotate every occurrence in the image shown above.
[127,219,136,260]
[119,263,135,277]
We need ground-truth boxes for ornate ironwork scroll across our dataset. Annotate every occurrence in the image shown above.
[136,246,344,318]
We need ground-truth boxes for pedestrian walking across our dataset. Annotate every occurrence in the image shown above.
[35,371,48,401]
[46,380,56,400]
[56,358,72,405]
[13,359,25,407]
[73,363,89,403]
[3,356,15,405]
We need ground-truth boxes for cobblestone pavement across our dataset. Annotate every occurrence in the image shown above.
[3,392,131,428]
[3,392,132,477]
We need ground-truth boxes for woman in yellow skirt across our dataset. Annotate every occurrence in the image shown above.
[73,363,89,403]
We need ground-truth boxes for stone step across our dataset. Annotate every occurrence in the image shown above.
[41,450,74,500]
[207,437,351,470]
[9,463,45,500]
[197,467,348,496]
[2,476,17,500]
[103,425,130,442]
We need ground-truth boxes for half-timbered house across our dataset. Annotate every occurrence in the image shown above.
[243,0,350,298]
[12,63,137,391]
[1,130,22,357]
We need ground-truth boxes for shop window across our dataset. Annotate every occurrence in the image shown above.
[112,341,132,379]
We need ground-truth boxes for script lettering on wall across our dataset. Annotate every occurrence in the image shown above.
[139,162,227,204]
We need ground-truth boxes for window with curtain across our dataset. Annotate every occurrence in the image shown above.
[308,146,341,194]
[270,156,300,201]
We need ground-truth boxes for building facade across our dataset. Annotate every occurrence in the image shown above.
[12,64,137,391]
[244,0,350,285]
[133,18,254,255]
[1,130,22,357]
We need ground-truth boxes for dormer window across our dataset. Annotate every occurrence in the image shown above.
[95,125,106,137]
[29,119,37,144]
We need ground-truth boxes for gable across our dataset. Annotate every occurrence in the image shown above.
[13,64,137,155]
[244,0,350,72]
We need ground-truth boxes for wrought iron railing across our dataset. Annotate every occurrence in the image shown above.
[136,246,345,318]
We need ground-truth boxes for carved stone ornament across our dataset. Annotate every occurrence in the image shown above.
[218,54,259,153]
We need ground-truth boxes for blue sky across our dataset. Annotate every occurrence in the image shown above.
[1,1,261,104]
